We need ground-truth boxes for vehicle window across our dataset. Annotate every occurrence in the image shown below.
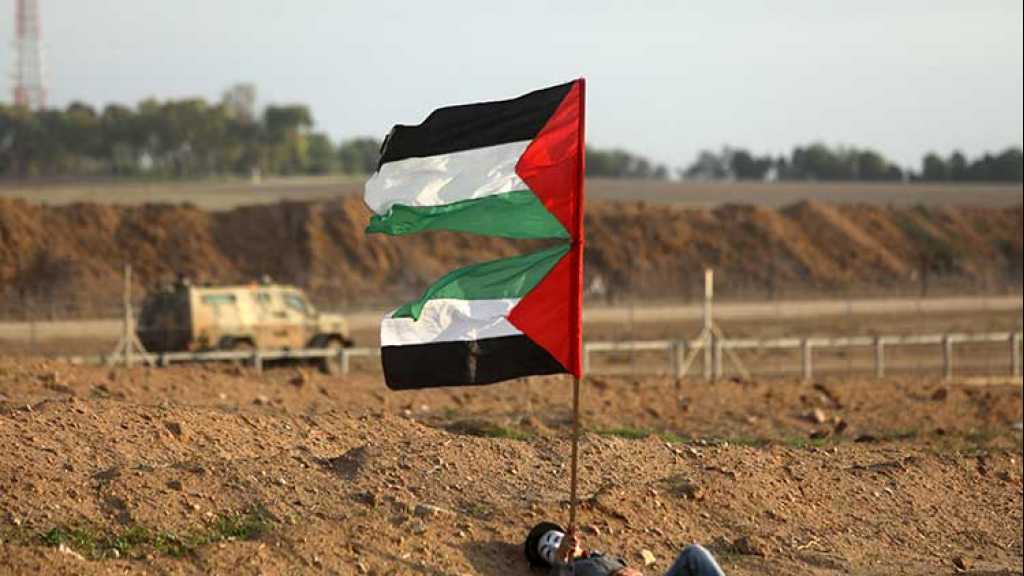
[283,294,309,315]
[201,294,236,306]
[254,292,272,307]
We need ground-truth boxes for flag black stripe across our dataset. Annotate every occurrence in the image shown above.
[381,334,567,390]
[377,81,574,168]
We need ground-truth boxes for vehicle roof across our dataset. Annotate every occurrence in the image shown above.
[187,283,304,293]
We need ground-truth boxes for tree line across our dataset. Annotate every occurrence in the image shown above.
[682,144,1022,183]
[0,84,381,179]
[1,85,1020,183]
[580,144,1021,182]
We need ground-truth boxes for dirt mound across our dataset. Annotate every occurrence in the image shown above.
[0,359,1021,574]
[1,197,1021,316]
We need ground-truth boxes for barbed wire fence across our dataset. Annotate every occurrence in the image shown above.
[1,266,1021,378]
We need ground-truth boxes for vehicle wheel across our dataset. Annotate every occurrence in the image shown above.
[223,338,256,366]
[320,338,344,376]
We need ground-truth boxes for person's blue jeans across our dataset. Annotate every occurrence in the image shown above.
[662,544,725,576]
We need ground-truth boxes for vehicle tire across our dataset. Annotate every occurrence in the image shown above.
[223,338,256,366]
[320,338,344,376]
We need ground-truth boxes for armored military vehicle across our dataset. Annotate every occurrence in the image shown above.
[137,279,353,373]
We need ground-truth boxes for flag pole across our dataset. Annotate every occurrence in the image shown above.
[569,375,582,531]
[568,77,586,534]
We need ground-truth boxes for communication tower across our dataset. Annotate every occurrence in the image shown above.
[13,0,46,109]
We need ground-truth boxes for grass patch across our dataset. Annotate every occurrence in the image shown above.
[38,525,156,559]
[866,428,921,443]
[31,505,273,560]
[594,426,652,440]
[211,506,273,541]
[778,435,835,449]
[39,526,100,552]
[963,429,998,448]
[594,427,775,449]
[657,431,693,444]
[713,435,772,448]
[926,428,1014,456]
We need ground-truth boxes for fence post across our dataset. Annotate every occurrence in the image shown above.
[874,336,885,379]
[253,350,263,374]
[672,340,686,380]
[801,338,813,381]
[703,334,713,382]
[340,348,351,376]
[1012,332,1021,377]
[942,334,953,380]
[123,264,133,367]
[669,341,678,379]
[713,338,724,381]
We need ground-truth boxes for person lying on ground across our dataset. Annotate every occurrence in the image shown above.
[524,522,725,576]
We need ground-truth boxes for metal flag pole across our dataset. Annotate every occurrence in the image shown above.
[567,77,586,534]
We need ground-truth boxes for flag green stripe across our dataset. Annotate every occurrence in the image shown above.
[366,189,569,239]
[393,242,570,320]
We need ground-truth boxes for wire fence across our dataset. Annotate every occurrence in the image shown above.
[1,279,1021,368]
[1,268,1021,321]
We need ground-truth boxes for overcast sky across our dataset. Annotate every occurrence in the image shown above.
[3,1,1022,170]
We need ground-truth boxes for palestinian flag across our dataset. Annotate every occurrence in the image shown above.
[365,79,585,390]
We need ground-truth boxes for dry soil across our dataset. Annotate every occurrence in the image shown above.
[1,358,1021,575]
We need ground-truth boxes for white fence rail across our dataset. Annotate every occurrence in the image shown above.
[72,331,1021,381]
[583,331,1022,381]
[72,346,380,374]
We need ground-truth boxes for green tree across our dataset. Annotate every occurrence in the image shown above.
[964,148,1022,182]
[263,105,314,174]
[683,149,730,180]
[587,147,668,179]
[0,105,44,177]
[729,149,773,180]
[62,102,102,170]
[221,83,257,124]
[306,132,336,174]
[337,137,381,175]
[788,144,850,180]
[990,147,1023,182]
[855,150,902,181]
[920,152,947,181]
[948,151,968,181]
[100,104,139,175]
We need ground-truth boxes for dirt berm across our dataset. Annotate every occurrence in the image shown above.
[0,197,1020,315]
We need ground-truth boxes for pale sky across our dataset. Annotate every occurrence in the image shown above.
[3,0,1022,170]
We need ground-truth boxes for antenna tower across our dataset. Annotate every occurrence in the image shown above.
[13,0,46,109]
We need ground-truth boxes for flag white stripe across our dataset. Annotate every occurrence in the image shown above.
[380,298,522,346]
[365,140,531,215]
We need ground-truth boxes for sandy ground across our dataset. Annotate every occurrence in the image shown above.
[0,353,1021,575]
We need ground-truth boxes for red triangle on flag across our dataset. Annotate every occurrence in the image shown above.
[515,80,583,241]
[510,79,584,376]
[508,247,579,375]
